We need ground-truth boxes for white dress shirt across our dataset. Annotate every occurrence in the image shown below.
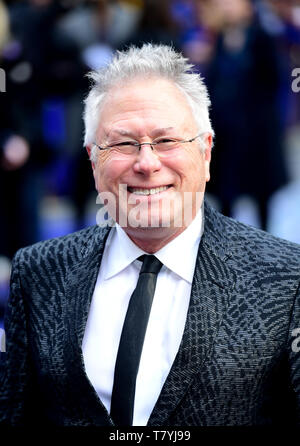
[82,208,204,426]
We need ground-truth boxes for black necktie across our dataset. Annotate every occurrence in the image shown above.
[110,255,163,426]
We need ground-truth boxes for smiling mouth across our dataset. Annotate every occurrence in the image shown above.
[128,185,171,196]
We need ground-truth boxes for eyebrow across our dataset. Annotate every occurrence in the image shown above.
[151,127,175,138]
[104,127,176,139]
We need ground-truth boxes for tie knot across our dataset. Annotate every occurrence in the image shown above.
[138,255,163,275]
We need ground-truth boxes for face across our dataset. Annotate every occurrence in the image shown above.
[88,77,212,247]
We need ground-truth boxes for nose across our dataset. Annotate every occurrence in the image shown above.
[133,144,162,175]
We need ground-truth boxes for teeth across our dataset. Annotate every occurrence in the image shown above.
[130,186,169,195]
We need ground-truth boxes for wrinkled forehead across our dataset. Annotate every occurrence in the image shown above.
[96,77,197,137]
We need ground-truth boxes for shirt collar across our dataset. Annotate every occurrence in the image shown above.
[155,207,204,282]
[102,206,204,283]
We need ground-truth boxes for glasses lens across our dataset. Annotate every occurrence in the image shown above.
[110,142,137,155]
[156,139,178,152]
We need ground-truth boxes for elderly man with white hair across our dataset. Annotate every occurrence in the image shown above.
[1,44,300,427]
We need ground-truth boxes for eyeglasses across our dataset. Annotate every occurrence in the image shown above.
[93,133,205,157]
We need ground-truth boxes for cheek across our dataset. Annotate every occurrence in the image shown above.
[95,156,131,191]
[175,150,206,180]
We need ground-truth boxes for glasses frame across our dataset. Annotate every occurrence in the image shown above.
[92,132,205,154]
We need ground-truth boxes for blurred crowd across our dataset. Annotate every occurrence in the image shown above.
[1,0,300,323]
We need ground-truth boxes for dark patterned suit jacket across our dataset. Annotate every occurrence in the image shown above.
[1,202,300,426]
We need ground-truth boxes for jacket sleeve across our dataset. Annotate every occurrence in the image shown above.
[0,249,32,426]
[288,278,300,425]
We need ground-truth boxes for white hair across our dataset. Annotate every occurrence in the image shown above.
[83,43,214,162]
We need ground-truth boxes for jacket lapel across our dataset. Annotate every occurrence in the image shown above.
[148,202,237,426]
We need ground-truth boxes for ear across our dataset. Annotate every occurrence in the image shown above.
[86,145,96,170]
[203,133,212,182]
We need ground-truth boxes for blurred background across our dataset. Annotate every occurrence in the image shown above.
[0,0,300,328]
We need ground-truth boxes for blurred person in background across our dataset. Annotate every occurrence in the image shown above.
[0,0,82,261]
[255,0,300,133]
[0,0,12,329]
[0,0,49,260]
[256,0,300,242]
[8,0,89,228]
[119,0,181,50]
[0,0,75,323]
[193,0,288,230]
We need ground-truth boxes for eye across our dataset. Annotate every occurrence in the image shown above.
[111,141,136,148]
[156,138,176,144]
[155,138,179,151]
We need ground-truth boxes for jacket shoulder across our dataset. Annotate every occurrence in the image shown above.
[204,202,300,270]
[227,216,300,269]
[12,225,110,273]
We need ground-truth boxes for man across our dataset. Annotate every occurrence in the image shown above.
[1,44,300,427]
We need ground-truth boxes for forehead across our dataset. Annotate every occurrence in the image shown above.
[97,77,196,136]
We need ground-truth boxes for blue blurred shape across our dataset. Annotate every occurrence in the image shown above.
[42,98,66,149]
